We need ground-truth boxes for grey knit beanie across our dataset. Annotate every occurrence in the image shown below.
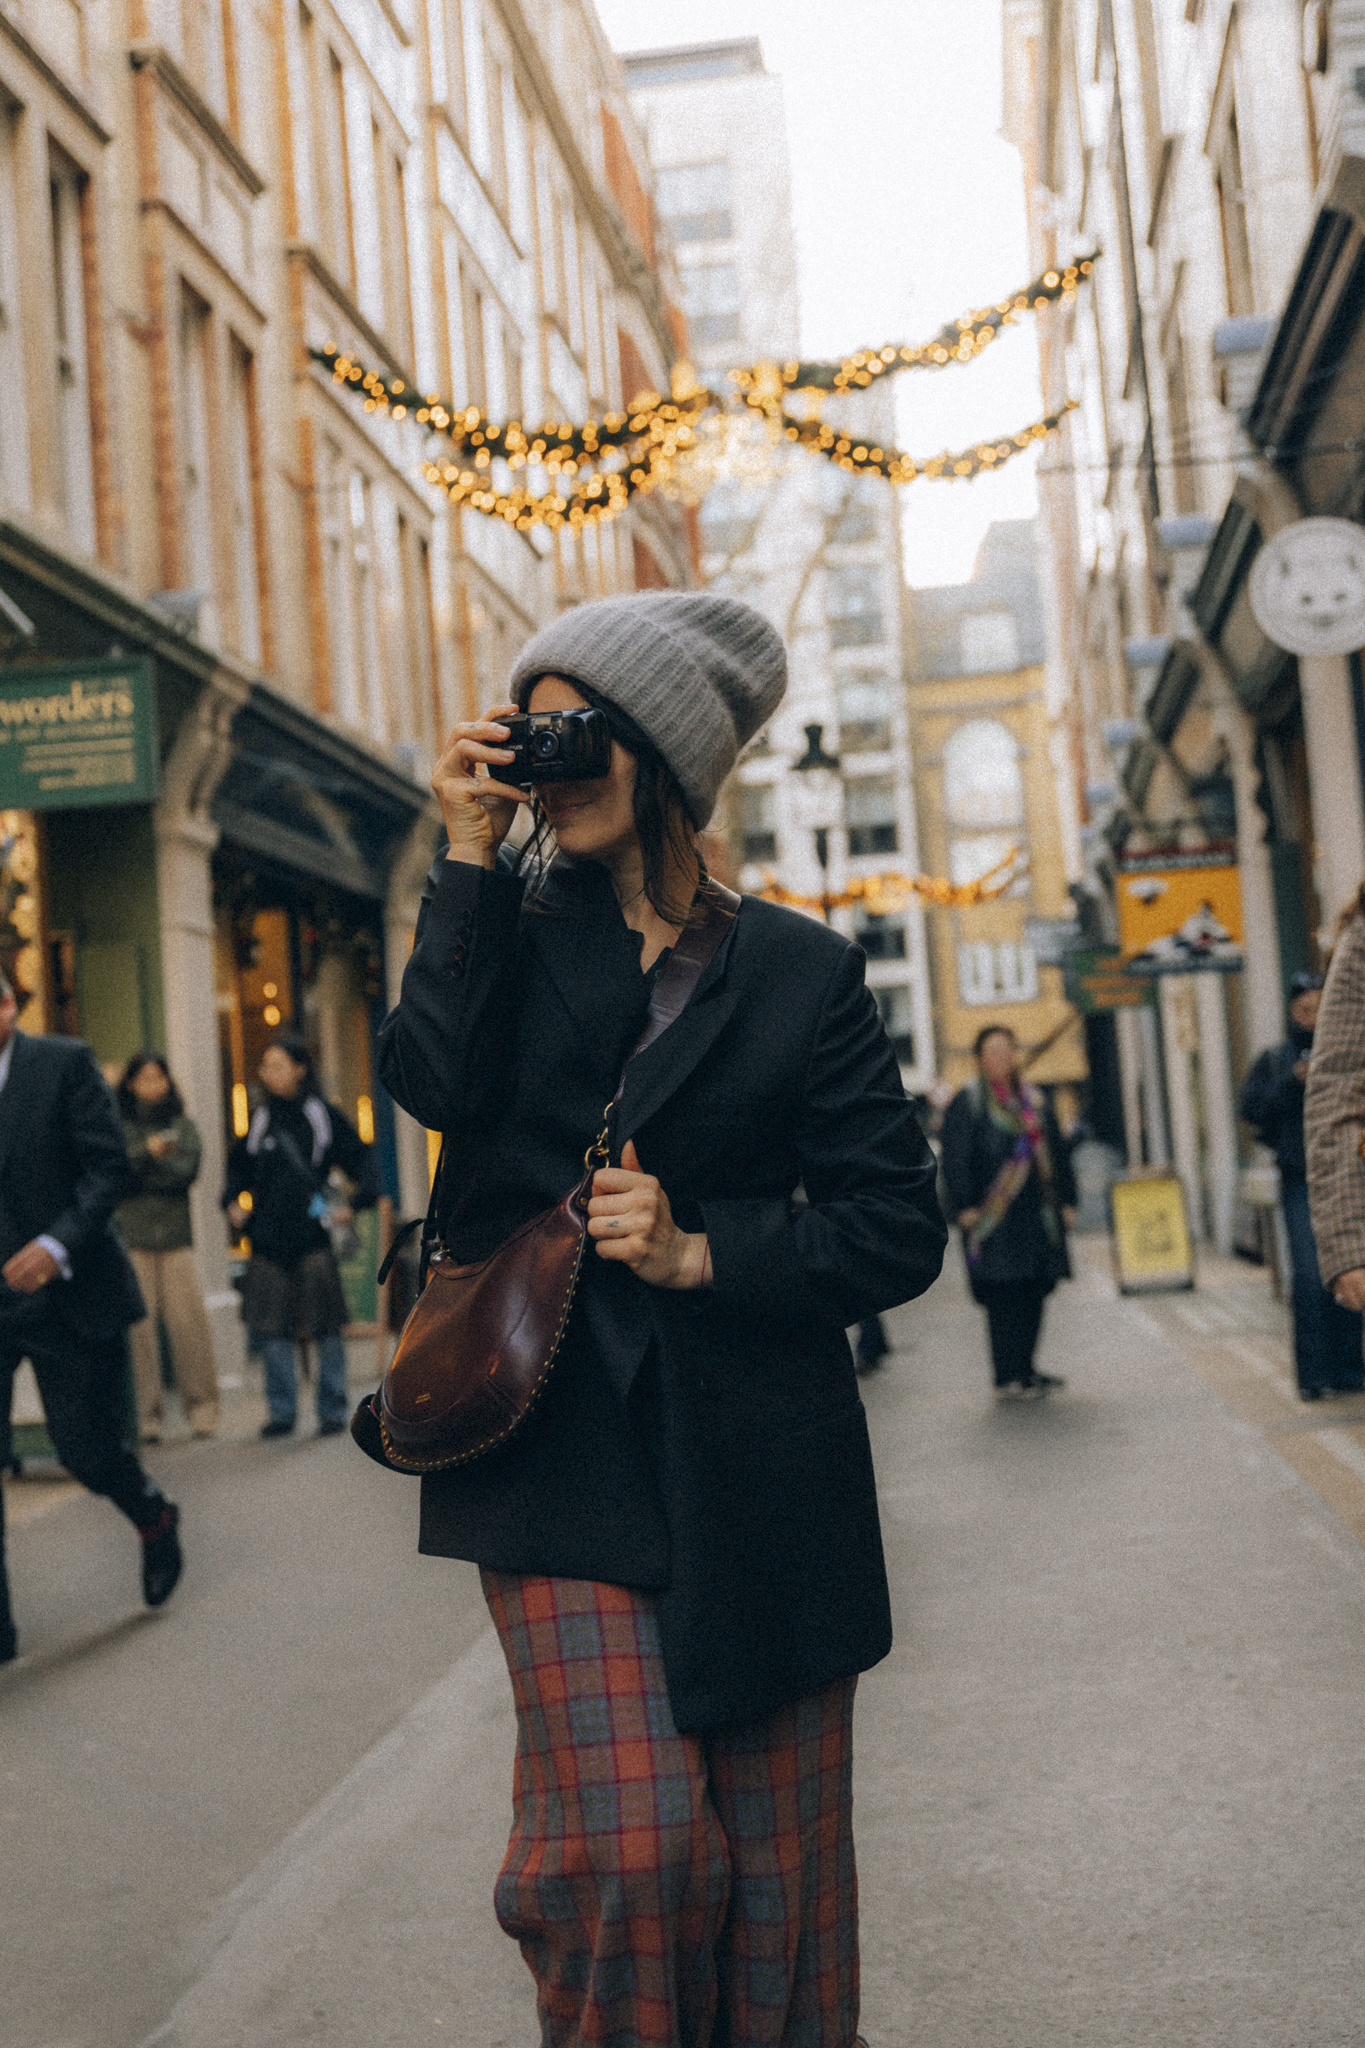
[508,591,787,827]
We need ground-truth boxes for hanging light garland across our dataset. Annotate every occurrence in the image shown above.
[728,254,1097,405]
[757,848,1025,914]
[310,250,1097,531]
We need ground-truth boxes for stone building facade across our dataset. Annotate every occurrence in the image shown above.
[1004,0,1365,1252]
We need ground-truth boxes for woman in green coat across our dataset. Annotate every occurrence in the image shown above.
[116,1053,219,1441]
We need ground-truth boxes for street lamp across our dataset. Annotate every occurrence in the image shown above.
[790,722,842,920]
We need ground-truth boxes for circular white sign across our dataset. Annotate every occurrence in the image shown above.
[1248,516,1365,658]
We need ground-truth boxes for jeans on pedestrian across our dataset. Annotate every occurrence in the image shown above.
[260,1332,349,1428]
[1281,1177,1364,1394]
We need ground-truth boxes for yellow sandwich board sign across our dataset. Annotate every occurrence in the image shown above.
[1111,1175,1195,1294]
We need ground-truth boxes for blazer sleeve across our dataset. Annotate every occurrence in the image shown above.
[47,1045,133,1255]
[1306,916,1365,1285]
[376,853,525,1133]
[698,945,947,1330]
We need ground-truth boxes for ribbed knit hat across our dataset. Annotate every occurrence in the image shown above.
[508,591,787,828]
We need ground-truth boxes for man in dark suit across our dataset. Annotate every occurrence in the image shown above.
[0,976,182,1663]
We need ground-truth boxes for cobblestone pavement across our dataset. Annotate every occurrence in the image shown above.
[3,1246,1365,2046]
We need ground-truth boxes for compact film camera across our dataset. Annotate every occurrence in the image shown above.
[501,707,612,785]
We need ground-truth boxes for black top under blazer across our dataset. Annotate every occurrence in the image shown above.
[375,851,947,1732]
[0,1032,145,1340]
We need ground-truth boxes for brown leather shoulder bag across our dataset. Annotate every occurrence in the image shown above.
[366,880,739,1475]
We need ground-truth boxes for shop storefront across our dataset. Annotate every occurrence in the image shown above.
[1,519,437,1380]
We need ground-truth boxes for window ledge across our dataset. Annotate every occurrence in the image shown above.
[129,42,265,199]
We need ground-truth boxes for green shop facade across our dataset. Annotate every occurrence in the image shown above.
[1,517,436,1378]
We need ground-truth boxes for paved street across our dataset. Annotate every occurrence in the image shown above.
[5,1245,1365,2047]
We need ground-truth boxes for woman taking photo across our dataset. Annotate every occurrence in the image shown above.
[372,591,946,2048]
[115,1051,219,1442]
[223,1035,377,1439]
[941,1023,1077,1400]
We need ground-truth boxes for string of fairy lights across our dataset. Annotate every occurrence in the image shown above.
[310,252,1098,533]
[756,849,1025,915]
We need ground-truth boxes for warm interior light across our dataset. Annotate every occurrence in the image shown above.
[232,1082,250,1136]
[356,1094,374,1145]
[427,1127,442,1186]
[236,1189,253,1212]
[263,1004,281,1026]
[263,982,277,998]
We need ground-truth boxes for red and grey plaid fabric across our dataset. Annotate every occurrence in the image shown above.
[482,1570,860,2047]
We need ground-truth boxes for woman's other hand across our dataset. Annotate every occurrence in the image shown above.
[589,1140,711,1289]
[431,703,531,868]
[956,1207,981,1231]
[1334,1267,1365,1311]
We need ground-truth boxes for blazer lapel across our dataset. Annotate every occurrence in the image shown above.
[615,915,742,1146]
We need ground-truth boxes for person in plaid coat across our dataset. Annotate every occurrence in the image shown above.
[1306,892,1365,1330]
[372,593,946,2048]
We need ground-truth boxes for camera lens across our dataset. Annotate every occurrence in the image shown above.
[532,730,560,760]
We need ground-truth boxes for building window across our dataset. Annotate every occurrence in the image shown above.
[1213,102,1255,316]
[836,672,894,753]
[957,941,1038,1007]
[737,781,777,864]
[228,335,261,662]
[959,612,1020,673]
[831,474,881,544]
[322,44,356,289]
[49,145,96,555]
[856,914,906,960]
[845,777,898,857]
[679,261,740,346]
[826,565,883,648]
[321,436,356,721]
[656,161,732,243]
[875,985,916,1065]
[178,284,215,601]
[0,103,29,507]
[348,469,385,742]
[944,719,1024,827]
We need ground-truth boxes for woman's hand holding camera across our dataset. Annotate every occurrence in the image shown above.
[589,1141,712,1290]
[432,703,531,868]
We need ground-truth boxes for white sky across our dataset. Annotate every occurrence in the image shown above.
[593,0,1043,585]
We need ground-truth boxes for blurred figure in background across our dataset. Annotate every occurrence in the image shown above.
[223,1035,376,1440]
[941,1024,1076,1400]
[116,1052,220,1441]
[1306,886,1365,1369]
[1243,976,1362,1402]
[0,979,181,1664]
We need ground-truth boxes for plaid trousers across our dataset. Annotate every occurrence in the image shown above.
[482,1570,860,2048]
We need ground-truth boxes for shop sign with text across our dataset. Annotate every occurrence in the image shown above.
[1116,846,1244,975]
[0,659,158,810]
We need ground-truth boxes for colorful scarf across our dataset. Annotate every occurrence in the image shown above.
[963,1077,1062,1268]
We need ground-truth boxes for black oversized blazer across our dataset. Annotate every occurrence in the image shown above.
[375,852,947,1731]
[0,1032,145,1339]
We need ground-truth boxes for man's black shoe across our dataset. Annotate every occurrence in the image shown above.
[260,1418,295,1439]
[0,1620,17,1665]
[1031,1371,1066,1390]
[141,1503,182,1609]
[317,1418,346,1437]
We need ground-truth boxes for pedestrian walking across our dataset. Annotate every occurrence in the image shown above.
[940,1024,1077,1399]
[223,1035,377,1439]
[1305,884,1365,1339]
[0,978,182,1665]
[363,591,946,2048]
[1244,976,1362,1401]
[115,1051,221,1441]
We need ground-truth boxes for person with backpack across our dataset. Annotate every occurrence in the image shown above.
[223,1035,377,1439]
